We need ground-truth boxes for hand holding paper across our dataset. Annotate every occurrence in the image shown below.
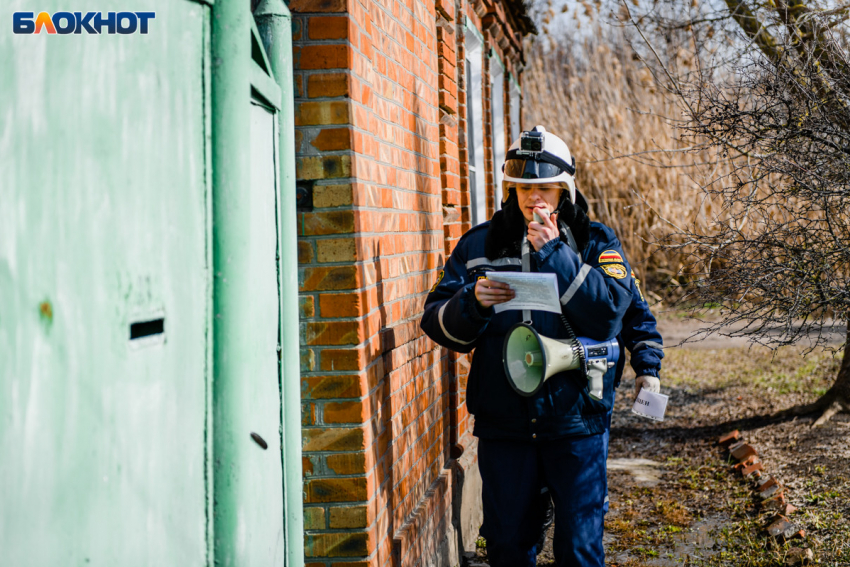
[634,375,661,401]
[631,388,669,421]
[474,278,515,308]
[484,272,562,314]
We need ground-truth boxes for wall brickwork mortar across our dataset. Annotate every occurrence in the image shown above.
[292,0,527,563]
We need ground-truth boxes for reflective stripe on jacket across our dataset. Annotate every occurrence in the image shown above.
[421,220,639,440]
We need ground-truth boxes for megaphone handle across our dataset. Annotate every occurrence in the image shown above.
[521,237,532,324]
[586,359,607,401]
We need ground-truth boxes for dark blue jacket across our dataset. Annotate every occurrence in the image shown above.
[622,269,664,379]
[420,220,663,441]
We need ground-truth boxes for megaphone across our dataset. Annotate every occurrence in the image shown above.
[502,323,620,400]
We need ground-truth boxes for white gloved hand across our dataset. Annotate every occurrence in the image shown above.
[634,375,661,401]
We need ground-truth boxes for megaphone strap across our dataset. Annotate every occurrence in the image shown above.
[521,232,585,372]
[521,237,532,324]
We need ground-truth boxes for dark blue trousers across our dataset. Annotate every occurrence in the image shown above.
[478,433,606,567]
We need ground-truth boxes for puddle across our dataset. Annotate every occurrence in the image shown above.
[606,515,726,566]
[607,458,665,485]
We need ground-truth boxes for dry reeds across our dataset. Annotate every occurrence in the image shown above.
[523,25,720,291]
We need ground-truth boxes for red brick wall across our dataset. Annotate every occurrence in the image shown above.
[437,0,528,508]
[446,2,476,465]
[292,0,527,564]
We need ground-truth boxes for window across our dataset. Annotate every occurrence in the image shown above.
[509,74,521,145]
[465,23,486,225]
[490,56,506,208]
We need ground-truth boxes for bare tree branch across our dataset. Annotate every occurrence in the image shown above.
[624,0,850,420]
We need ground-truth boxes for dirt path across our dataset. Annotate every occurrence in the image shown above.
[471,316,850,566]
[656,315,846,350]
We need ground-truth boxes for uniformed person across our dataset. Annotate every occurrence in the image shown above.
[532,264,665,554]
[420,126,662,566]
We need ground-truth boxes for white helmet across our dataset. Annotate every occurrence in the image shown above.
[501,126,577,205]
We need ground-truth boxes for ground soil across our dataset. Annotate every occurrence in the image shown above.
[473,314,850,566]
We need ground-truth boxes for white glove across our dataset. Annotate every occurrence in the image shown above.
[634,375,661,401]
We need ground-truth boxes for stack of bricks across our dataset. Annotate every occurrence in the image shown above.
[718,431,806,543]
[291,0,532,563]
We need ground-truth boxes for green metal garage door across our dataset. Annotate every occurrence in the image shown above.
[1,2,303,565]
[0,1,212,564]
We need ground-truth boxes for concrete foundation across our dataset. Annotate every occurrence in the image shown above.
[452,436,484,554]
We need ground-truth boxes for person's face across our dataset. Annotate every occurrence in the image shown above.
[513,183,564,224]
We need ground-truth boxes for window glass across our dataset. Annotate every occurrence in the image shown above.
[465,26,486,225]
[491,58,506,208]
[509,75,521,144]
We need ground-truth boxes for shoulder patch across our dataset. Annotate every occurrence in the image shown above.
[430,270,444,292]
[600,263,628,279]
[598,249,624,264]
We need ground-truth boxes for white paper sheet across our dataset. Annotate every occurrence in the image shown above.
[631,389,669,421]
[484,271,562,314]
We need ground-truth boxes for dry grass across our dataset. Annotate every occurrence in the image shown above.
[523,25,725,290]
[654,499,693,527]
